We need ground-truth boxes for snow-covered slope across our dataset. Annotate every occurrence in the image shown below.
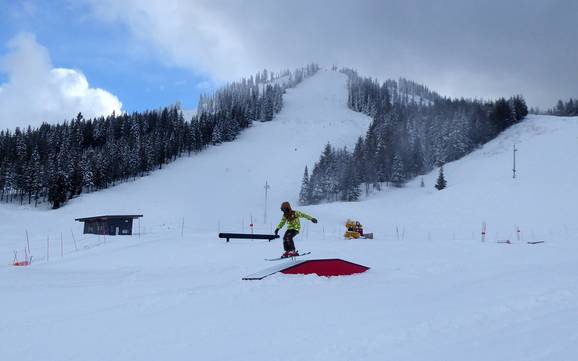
[319,114,578,243]
[0,69,371,256]
[1,69,577,361]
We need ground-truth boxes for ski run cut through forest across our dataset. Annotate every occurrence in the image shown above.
[1,70,578,361]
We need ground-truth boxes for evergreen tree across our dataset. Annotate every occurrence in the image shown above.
[547,98,578,116]
[342,159,361,201]
[0,164,6,201]
[301,69,530,204]
[435,165,447,190]
[390,153,405,187]
[47,156,68,209]
[490,98,514,132]
[211,122,223,145]
[299,166,311,205]
[0,65,319,208]
[81,150,94,192]
[26,148,42,205]
[509,95,528,121]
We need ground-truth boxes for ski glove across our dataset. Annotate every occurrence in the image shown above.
[311,218,318,224]
[274,228,279,236]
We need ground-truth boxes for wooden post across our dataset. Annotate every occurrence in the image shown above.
[71,230,78,251]
[26,230,31,255]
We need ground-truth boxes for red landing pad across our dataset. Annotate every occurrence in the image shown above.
[243,259,370,280]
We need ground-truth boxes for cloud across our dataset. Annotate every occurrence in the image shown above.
[84,0,578,109]
[84,0,249,82]
[0,33,122,130]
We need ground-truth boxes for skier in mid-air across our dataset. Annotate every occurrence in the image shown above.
[274,201,317,258]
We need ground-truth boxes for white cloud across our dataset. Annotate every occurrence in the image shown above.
[83,0,578,109]
[0,33,122,130]
[85,0,250,82]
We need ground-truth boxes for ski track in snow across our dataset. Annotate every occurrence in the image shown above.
[1,70,578,361]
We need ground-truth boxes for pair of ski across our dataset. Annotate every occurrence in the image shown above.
[265,251,311,261]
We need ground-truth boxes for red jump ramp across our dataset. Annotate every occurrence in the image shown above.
[242,259,370,280]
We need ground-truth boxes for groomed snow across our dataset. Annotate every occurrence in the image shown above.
[1,70,577,361]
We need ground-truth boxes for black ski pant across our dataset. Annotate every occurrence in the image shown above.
[283,229,299,252]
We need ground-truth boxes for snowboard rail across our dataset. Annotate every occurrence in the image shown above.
[218,233,280,243]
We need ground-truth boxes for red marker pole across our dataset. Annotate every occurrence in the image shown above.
[481,222,486,243]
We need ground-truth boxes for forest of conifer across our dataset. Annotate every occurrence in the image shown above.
[0,65,319,208]
[299,69,528,204]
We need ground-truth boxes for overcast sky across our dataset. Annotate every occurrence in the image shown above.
[1,0,577,128]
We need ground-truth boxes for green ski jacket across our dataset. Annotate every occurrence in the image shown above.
[276,210,314,232]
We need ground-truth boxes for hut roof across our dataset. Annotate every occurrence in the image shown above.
[75,215,143,222]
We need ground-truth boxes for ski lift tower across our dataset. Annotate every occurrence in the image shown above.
[513,144,518,179]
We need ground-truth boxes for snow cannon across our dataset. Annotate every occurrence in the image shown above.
[344,219,373,239]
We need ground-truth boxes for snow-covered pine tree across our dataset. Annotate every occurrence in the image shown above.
[261,85,275,122]
[0,164,6,201]
[342,158,361,201]
[299,166,311,205]
[81,150,94,193]
[390,153,405,187]
[491,98,515,132]
[211,121,223,145]
[509,95,528,121]
[47,155,68,209]
[27,148,42,205]
[435,165,447,190]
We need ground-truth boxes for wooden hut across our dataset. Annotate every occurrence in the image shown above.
[75,215,143,236]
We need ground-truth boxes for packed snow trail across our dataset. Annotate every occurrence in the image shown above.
[1,68,578,361]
